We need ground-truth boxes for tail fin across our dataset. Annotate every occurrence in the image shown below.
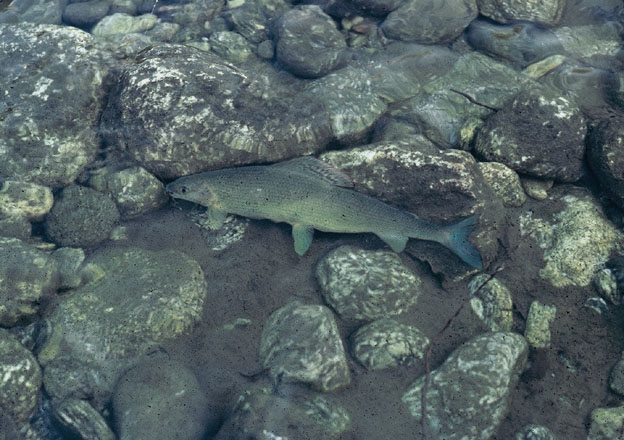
[442,215,482,269]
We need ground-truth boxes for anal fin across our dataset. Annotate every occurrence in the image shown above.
[377,233,408,253]
[292,225,314,256]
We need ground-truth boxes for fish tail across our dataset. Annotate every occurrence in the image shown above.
[441,215,483,269]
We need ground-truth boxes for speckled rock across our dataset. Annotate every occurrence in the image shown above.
[381,0,477,44]
[0,0,64,24]
[0,181,53,221]
[519,186,623,288]
[274,5,346,78]
[587,118,624,210]
[209,31,253,64]
[316,246,422,321]
[0,238,59,326]
[215,386,350,440]
[521,177,553,200]
[350,318,429,370]
[478,162,526,207]
[469,274,513,332]
[223,0,288,44]
[112,358,209,440]
[62,0,110,27]
[51,247,85,290]
[593,268,620,305]
[476,0,565,26]
[259,301,350,392]
[588,406,624,440]
[88,166,167,218]
[554,22,623,69]
[321,142,502,270]
[0,328,42,426]
[100,44,333,179]
[524,301,556,349]
[608,352,624,397]
[37,246,207,366]
[475,85,586,182]
[0,24,107,186]
[514,424,559,440]
[402,332,528,440]
[0,216,31,240]
[53,398,115,440]
[45,185,120,248]
[92,13,158,36]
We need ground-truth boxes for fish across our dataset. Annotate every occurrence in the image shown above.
[165,157,483,268]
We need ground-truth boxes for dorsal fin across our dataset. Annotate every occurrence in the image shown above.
[272,157,354,188]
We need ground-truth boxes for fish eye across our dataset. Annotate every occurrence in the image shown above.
[180,186,187,193]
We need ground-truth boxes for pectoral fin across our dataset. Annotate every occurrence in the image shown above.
[292,225,314,256]
[207,207,228,229]
[377,233,408,253]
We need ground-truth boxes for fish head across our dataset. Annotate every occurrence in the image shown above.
[165,175,219,207]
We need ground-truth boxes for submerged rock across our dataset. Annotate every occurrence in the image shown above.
[478,162,526,207]
[316,246,422,321]
[476,0,565,26]
[587,406,624,440]
[469,274,513,332]
[0,181,54,221]
[53,398,115,440]
[587,117,624,210]
[402,332,528,439]
[259,301,350,392]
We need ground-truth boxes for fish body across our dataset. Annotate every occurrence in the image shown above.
[166,157,482,268]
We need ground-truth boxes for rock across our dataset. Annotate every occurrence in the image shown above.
[593,268,620,305]
[587,117,624,209]
[519,186,623,288]
[208,31,252,64]
[474,85,587,182]
[0,181,54,221]
[223,0,288,44]
[521,177,553,200]
[587,406,624,440]
[0,216,31,240]
[350,318,429,370]
[381,0,477,44]
[45,185,120,248]
[402,332,528,439]
[37,247,207,367]
[51,247,85,290]
[112,358,209,440]
[0,238,59,326]
[0,328,42,426]
[476,0,565,26]
[274,5,346,78]
[321,142,502,270]
[524,301,556,349]
[88,166,167,218]
[0,24,107,186]
[0,0,64,24]
[514,424,559,439]
[62,0,110,27]
[256,40,274,59]
[316,246,422,321]
[259,301,350,392]
[609,352,624,397]
[92,13,158,36]
[469,274,513,332]
[53,398,115,440]
[478,162,526,207]
[215,386,350,440]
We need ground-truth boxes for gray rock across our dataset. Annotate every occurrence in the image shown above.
[45,185,120,248]
[53,398,115,440]
[259,301,350,392]
[469,274,513,332]
[88,166,167,218]
[109,0,138,15]
[208,31,252,64]
[321,142,501,270]
[112,358,209,440]
[514,424,559,440]
[256,39,274,59]
[587,406,624,440]
[92,12,158,36]
[478,162,526,207]
[274,5,346,78]
[350,318,429,370]
[62,0,110,27]
[316,245,422,321]
[0,24,107,186]
[524,301,556,349]
[0,328,42,426]
[0,0,65,24]
[51,247,85,290]
[587,118,624,209]
[223,0,288,44]
[0,216,31,240]
[216,386,350,440]
[43,356,110,404]
[402,332,528,440]
[593,268,621,305]
[381,0,477,44]
[518,186,623,288]
[0,181,54,221]
[0,238,59,326]
[554,22,624,69]
[476,0,565,25]
[609,352,624,397]
[475,85,587,182]
[37,247,207,366]
[520,176,553,200]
